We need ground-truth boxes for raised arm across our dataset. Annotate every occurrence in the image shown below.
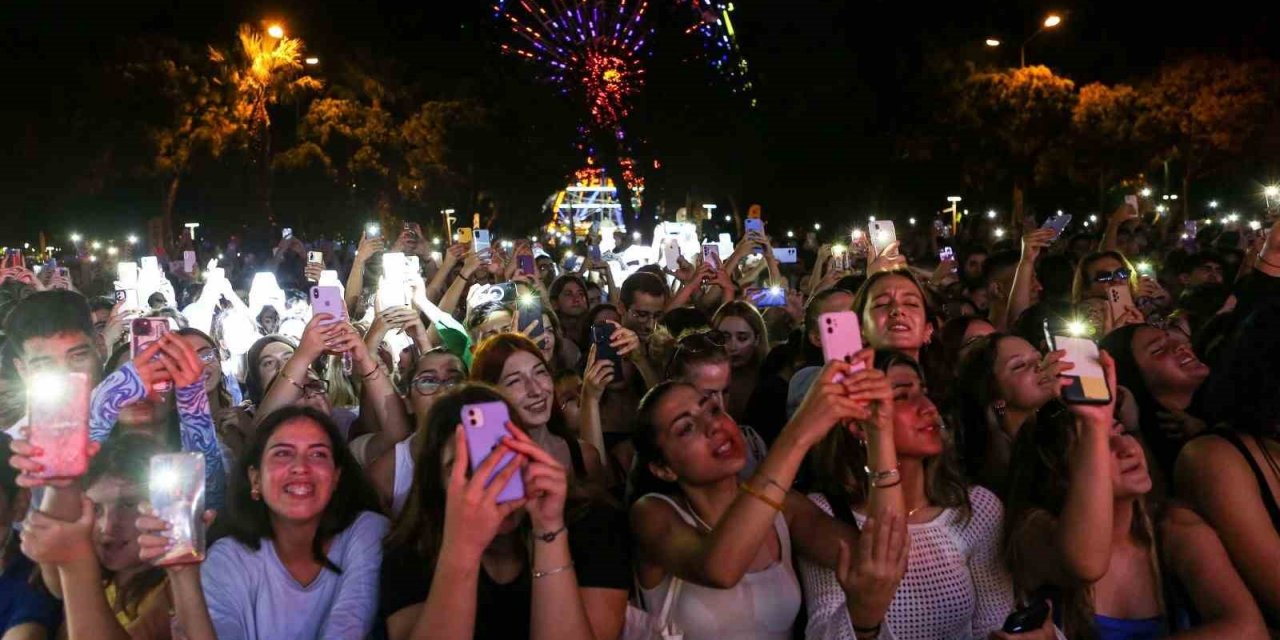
[347,316,413,466]
[1099,204,1138,254]
[345,232,384,315]
[999,228,1054,332]
[254,315,340,422]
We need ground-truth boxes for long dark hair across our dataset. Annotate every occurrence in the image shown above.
[243,335,298,406]
[86,432,168,620]
[806,351,971,520]
[627,380,693,503]
[216,406,379,573]
[1099,324,1187,481]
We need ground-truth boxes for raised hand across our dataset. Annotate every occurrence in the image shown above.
[355,232,385,266]
[837,509,909,633]
[581,345,616,403]
[439,426,528,563]
[501,423,568,533]
[21,496,96,565]
[156,333,205,389]
[8,432,101,489]
[788,359,879,446]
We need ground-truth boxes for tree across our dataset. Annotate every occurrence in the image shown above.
[400,100,498,220]
[209,25,322,221]
[1138,57,1280,230]
[952,66,1077,223]
[1066,82,1147,210]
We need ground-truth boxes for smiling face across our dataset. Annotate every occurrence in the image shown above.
[1084,256,1126,299]
[86,476,146,573]
[249,418,340,525]
[497,349,555,430]
[887,364,944,459]
[716,316,757,368]
[862,274,933,356]
[1131,326,1210,396]
[992,337,1059,413]
[649,385,746,485]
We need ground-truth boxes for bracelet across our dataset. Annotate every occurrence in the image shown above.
[532,562,575,579]
[739,482,785,512]
[864,465,900,488]
[758,474,791,496]
[360,365,383,380]
[280,371,307,391]
[870,478,901,490]
[533,525,567,543]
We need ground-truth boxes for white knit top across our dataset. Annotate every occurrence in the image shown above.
[799,486,1016,640]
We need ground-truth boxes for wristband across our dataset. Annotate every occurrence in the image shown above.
[532,562,575,579]
[739,482,785,512]
[534,525,567,543]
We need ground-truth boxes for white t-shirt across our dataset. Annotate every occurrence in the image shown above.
[200,511,389,640]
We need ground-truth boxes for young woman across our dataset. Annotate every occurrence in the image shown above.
[242,335,297,408]
[368,347,467,514]
[137,406,388,639]
[471,333,609,485]
[1003,353,1266,639]
[17,433,174,638]
[712,300,770,421]
[1099,324,1211,484]
[630,356,886,640]
[801,352,1048,640]
[954,334,1070,492]
[379,384,630,640]
[1071,251,1139,304]
[177,328,252,464]
[852,271,934,365]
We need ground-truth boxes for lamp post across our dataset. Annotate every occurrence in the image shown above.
[1021,14,1063,67]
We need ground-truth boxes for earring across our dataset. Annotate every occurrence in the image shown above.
[251,488,261,501]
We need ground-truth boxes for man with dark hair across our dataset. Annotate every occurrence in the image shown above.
[619,272,668,344]
[549,274,590,348]
[958,245,989,286]
[1177,252,1225,289]
[3,290,103,437]
[88,296,117,358]
[0,434,62,636]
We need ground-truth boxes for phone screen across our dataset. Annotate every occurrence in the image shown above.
[1045,325,1111,405]
[28,372,91,479]
[149,453,206,565]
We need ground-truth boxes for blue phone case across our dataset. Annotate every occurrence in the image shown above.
[460,401,524,503]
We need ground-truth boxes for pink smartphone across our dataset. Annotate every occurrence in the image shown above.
[28,372,91,479]
[460,401,524,503]
[701,244,721,270]
[819,311,866,376]
[131,318,172,392]
[1105,284,1136,325]
[310,286,346,326]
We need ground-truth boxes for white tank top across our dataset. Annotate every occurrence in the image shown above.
[391,437,415,516]
[639,493,801,640]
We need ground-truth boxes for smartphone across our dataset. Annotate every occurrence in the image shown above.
[1124,194,1139,212]
[140,256,159,272]
[744,218,765,235]
[748,204,762,219]
[749,286,787,308]
[590,322,624,374]
[310,286,346,325]
[458,227,473,246]
[663,238,681,271]
[517,294,545,341]
[405,255,420,276]
[379,252,409,309]
[1045,323,1112,405]
[517,254,536,276]
[701,244,721,270]
[588,245,602,262]
[472,229,492,256]
[282,228,293,240]
[1105,284,1136,326]
[402,222,418,239]
[819,311,866,376]
[118,262,139,286]
[774,247,798,264]
[460,401,524,503]
[55,266,70,280]
[1002,598,1050,634]
[149,453,206,566]
[183,251,197,274]
[27,372,91,479]
[1041,213,1073,240]
[308,251,323,265]
[939,246,955,263]
[365,223,381,238]
[869,221,897,255]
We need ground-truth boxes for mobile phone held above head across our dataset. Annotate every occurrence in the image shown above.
[517,254,536,277]
[869,221,897,256]
[1041,213,1073,240]
[774,247,798,264]
[1044,320,1111,405]
[310,286,346,325]
[819,311,866,379]
[590,322,624,373]
[701,244,721,271]
[27,371,91,479]
[517,293,545,341]
[749,286,787,308]
[460,401,525,503]
[744,218,765,235]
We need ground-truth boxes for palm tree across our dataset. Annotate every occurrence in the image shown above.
[210,24,322,221]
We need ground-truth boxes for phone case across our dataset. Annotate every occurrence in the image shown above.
[310,286,346,325]
[131,318,173,392]
[458,228,473,245]
[819,311,866,377]
[701,244,721,270]
[517,296,545,340]
[663,239,681,270]
[749,288,786,308]
[517,255,536,276]
[183,251,197,274]
[460,402,524,503]
[472,230,491,254]
[308,251,323,264]
[869,221,897,254]
[149,453,206,566]
[140,257,159,272]
[744,218,765,235]
[591,322,623,373]
[405,255,420,275]
[379,252,409,309]
[1105,284,1136,326]
[28,372,91,479]
[1048,334,1112,405]
[1041,214,1073,239]
[1003,599,1050,633]
[774,247,797,264]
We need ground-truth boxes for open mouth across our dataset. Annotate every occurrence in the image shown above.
[526,398,548,414]
[887,321,911,333]
[283,482,315,497]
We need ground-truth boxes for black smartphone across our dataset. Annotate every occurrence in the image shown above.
[590,322,623,374]
[1002,598,1050,633]
[517,295,545,342]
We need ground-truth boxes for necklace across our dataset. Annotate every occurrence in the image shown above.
[680,497,715,532]
[905,503,931,520]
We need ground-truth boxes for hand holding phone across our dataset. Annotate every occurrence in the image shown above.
[591,322,624,374]
[460,401,525,503]
[27,372,91,479]
[819,311,866,378]
[1044,323,1112,405]
[131,318,173,393]
[148,453,207,565]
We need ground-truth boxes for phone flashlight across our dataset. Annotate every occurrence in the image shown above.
[1067,319,1089,337]
[151,466,180,493]
[366,223,380,237]
[519,293,536,307]
[831,244,847,255]
[29,372,66,405]
[851,229,864,240]
[1136,261,1153,275]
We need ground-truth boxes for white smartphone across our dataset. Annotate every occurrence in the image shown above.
[117,262,139,286]
[663,238,681,271]
[405,255,420,275]
[140,256,159,272]
[308,251,323,265]
[869,221,897,255]
[282,228,293,239]
[183,251,196,274]
[473,229,492,256]
[379,252,408,309]
[774,247,798,264]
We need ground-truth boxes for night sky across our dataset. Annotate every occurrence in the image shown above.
[1,1,1277,243]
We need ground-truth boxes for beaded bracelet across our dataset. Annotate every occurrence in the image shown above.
[532,562,575,579]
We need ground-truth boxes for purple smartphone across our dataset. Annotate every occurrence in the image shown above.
[819,311,866,378]
[460,401,525,503]
[517,254,536,276]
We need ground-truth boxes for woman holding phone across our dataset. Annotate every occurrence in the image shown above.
[712,301,770,422]
[380,384,630,640]
[135,406,388,640]
[1003,353,1265,639]
[629,356,888,640]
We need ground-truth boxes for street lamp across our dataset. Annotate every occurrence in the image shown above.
[1140,188,1152,197]
[267,24,285,39]
[985,38,1002,47]
[127,234,138,245]
[70,233,82,243]
[304,57,319,65]
[1208,200,1219,209]
[1022,14,1064,68]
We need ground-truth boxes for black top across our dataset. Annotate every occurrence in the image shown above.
[378,504,631,639]
[1193,428,1280,533]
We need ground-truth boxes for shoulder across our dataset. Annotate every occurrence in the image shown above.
[804,491,835,516]
[1174,433,1260,496]
[343,511,392,543]
[957,486,1005,541]
[203,537,263,589]
[1176,432,1245,471]
[630,494,684,538]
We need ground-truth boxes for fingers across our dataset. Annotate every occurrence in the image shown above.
[449,426,469,487]
[501,433,561,468]
[836,538,853,581]
[481,452,526,504]
[470,444,516,495]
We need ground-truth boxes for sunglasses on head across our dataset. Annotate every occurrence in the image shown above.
[1091,268,1131,284]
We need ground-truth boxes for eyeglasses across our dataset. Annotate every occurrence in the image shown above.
[411,375,459,396]
[1091,268,1131,284]
[197,348,219,364]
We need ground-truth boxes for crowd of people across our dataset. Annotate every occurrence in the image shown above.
[1,204,1277,640]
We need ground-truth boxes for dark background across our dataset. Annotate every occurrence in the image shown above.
[1,1,1277,243]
